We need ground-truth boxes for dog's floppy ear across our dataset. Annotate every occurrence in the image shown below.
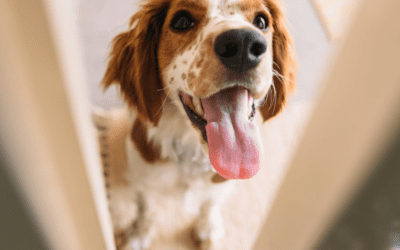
[102,1,169,126]
[259,0,297,121]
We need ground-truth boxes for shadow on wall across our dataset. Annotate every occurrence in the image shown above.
[0,153,48,250]
[317,128,400,249]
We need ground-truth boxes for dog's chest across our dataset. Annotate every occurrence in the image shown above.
[125,133,236,216]
[127,134,213,184]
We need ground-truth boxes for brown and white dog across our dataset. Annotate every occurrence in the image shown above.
[102,0,296,249]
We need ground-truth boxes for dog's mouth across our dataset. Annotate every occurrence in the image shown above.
[178,86,261,179]
[179,89,256,143]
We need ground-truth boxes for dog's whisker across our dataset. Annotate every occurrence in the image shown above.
[273,67,296,85]
[273,61,281,70]
[186,78,197,91]
[271,82,278,112]
[157,86,170,92]
[153,88,171,118]
[272,69,284,83]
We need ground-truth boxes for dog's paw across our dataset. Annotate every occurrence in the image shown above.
[195,201,227,250]
[195,217,226,250]
[124,236,152,250]
[196,223,225,242]
[198,238,225,250]
[197,228,226,250]
[115,220,155,250]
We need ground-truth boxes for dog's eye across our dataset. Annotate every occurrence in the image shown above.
[253,15,269,31]
[171,11,196,31]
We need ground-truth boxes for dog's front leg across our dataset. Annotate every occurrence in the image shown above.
[115,191,155,250]
[196,199,226,250]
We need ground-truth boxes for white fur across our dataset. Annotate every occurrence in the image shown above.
[109,0,275,249]
[107,101,236,249]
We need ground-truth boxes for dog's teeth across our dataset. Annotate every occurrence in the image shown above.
[248,96,255,120]
[186,95,196,112]
[248,100,250,117]
[248,96,252,117]
[193,97,205,119]
[247,90,251,117]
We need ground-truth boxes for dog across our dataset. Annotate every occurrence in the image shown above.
[102,0,296,249]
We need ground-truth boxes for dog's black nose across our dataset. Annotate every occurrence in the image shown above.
[214,29,267,72]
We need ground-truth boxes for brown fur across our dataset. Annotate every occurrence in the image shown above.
[102,0,171,126]
[158,0,210,87]
[131,118,168,163]
[240,0,268,21]
[259,0,297,121]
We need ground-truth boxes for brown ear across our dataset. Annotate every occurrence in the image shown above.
[259,0,297,121]
[102,1,170,126]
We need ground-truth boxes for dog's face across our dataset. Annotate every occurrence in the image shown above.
[158,0,273,142]
[103,0,296,179]
[158,0,273,100]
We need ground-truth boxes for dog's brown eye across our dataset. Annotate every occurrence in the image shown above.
[171,11,196,31]
[253,15,268,31]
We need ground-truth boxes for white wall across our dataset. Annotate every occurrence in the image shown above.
[77,0,139,110]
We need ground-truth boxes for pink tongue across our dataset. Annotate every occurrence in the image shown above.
[201,86,261,179]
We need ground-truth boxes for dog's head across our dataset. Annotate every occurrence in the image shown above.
[103,0,297,179]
